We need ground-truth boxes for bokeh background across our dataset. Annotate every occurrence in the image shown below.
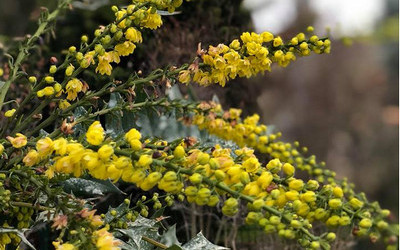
[0,0,398,249]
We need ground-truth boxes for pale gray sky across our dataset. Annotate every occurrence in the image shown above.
[243,0,385,36]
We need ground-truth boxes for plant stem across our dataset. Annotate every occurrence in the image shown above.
[141,236,168,249]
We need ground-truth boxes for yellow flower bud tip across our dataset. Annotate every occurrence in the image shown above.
[310,241,320,249]
[326,232,336,241]
[282,163,295,176]
[273,36,283,47]
[81,35,88,43]
[44,76,54,83]
[111,5,118,12]
[328,198,342,209]
[306,26,314,32]
[310,35,319,43]
[359,218,372,228]
[68,46,76,53]
[0,68,3,77]
[49,65,57,74]
[189,173,203,184]
[28,76,37,83]
[0,144,4,155]
[252,199,264,210]
[4,109,16,117]
[94,29,102,37]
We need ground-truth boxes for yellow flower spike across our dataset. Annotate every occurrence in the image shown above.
[86,121,105,146]
[7,133,27,148]
[4,109,16,117]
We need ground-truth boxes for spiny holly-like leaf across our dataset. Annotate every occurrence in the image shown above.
[61,178,124,197]
[105,92,124,138]
[160,224,181,247]
[182,232,228,250]
[117,216,160,250]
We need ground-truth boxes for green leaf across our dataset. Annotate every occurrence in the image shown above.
[150,207,166,219]
[61,178,124,197]
[160,224,181,247]
[104,202,130,224]
[73,106,89,137]
[105,92,124,138]
[117,216,161,250]
[165,244,183,250]
[182,232,228,250]
[166,85,183,100]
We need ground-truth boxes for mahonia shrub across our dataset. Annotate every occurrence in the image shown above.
[0,0,398,250]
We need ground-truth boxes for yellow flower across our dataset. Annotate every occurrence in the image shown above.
[242,157,260,173]
[65,78,83,101]
[36,137,54,158]
[96,54,113,76]
[125,27,142,43]
[115,41,136,56]
[53,138,68,156]
[4,109,16,117]
[98,144,114,160]
[0,144,4,154]
[137,154,152,168]
[125,128,141,141]
[23,150,40,167]
[142,10,162,29]
[94,228,121,250]
[59,100,71,110]
[86,121,105,146]
[7,133,27,148]
[52,242,77,250]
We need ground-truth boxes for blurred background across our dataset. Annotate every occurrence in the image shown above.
[0,0,398,249]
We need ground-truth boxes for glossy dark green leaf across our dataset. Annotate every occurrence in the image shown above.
[160,224,181,247]
[182,232,228,250]
[105,92,124,138]
[61,178,124,197]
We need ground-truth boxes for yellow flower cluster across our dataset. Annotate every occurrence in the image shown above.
[51,208,120,250]
[179,31,331,86]
[29,0,187,109]
[17,121,391,249]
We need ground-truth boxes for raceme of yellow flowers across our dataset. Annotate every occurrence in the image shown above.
[31,0,185,110]
[190,102,338,183]
[178,31,331,87]
[1,0,397,250]
[5,121,394,249]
